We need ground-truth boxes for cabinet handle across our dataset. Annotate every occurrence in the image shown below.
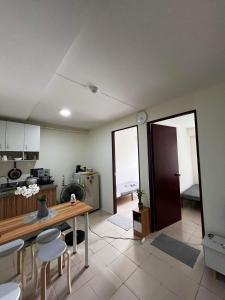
[6,144,9,149]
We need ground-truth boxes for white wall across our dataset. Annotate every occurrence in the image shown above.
[36,128,89,200]
[156,118,194,193]
[0,161,35,184]
[190,136,198,184]
[115,127,139,185]
[188,128,199,184]
[0,128,89,201]
[87,83,225,236]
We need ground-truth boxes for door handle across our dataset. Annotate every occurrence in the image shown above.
[175,173,181,177]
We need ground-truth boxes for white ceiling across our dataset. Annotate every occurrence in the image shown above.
[0,0,225,129]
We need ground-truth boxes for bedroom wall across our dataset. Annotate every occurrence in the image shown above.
[188,128,199,184]
[87,83,225,236]
[115,127,139,186]
[156,119,194,193]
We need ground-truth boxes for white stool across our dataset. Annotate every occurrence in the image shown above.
[31,228,61,280]
[0,282,21,300]
[0,239,24,287]
[0,239,24,258]
[34,239,71,300]
[36,228,61,244]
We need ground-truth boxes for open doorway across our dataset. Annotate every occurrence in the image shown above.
[148,111,204,238]
[112,126,140,215]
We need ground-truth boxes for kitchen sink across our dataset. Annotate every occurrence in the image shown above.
[0,186,16,193]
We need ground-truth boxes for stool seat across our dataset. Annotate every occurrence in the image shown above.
[36,228,61,244]
[37,239,67,262]
[0,239,24,257]
[0,283,20,300]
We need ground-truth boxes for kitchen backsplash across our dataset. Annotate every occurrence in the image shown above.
[0,161,36,184]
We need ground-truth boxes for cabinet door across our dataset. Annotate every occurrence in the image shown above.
[6,121,25,151]
[0,120,6,151]
[24,124,40,152]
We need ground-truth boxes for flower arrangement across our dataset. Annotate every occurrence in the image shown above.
[15,184,49,218]
[15,184,40,198]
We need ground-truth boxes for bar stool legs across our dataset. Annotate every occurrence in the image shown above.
[31,243,35,280]
[16,251,21,275]
[46,263,51,285]
[39,252,71,300]
[65,251,71,294]
[33,238,71,300]
[41,262,48,300]
[58,256,63,276]
[21,249,26,289]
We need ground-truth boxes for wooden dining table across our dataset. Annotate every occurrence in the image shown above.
[0,201,92,267]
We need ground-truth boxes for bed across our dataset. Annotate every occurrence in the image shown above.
[181,184,200,203]
[116,181,139,199]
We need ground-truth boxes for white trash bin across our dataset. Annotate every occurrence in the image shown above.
[203,234,225,276]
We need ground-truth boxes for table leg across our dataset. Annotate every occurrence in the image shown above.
[84,212,89,268]
[72,217,77,254]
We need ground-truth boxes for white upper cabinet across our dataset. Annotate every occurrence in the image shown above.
[24,124,40,152]
[0,121,6,151]
[6,121,25,151]
[1,121,40,153]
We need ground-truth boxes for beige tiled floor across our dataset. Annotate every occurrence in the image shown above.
[1,202,225,300]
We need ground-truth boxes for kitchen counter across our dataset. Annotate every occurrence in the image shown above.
[0,184,57,219]
[39,183,58,191]
[0,184,57,198]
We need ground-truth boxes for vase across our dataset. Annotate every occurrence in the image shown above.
[138,198,144,210]
[37,200,49,219]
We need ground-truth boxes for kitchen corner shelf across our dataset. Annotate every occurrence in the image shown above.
[0,151,39,162]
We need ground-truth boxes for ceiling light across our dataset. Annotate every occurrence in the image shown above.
[59,108,71,117]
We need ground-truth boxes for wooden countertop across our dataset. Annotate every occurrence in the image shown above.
[0,201,92,245]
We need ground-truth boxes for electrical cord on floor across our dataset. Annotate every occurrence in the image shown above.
[88,226,202,245]
[88,226,141,241]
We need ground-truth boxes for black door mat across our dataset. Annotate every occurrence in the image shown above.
[151,233,200,268]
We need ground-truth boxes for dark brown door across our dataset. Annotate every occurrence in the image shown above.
[151,124,181,230]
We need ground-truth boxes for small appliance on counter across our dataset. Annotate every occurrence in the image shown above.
[30,168,54,185]
[26,176,38,185]
[30,168,43,177]
[75,165,86,173]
